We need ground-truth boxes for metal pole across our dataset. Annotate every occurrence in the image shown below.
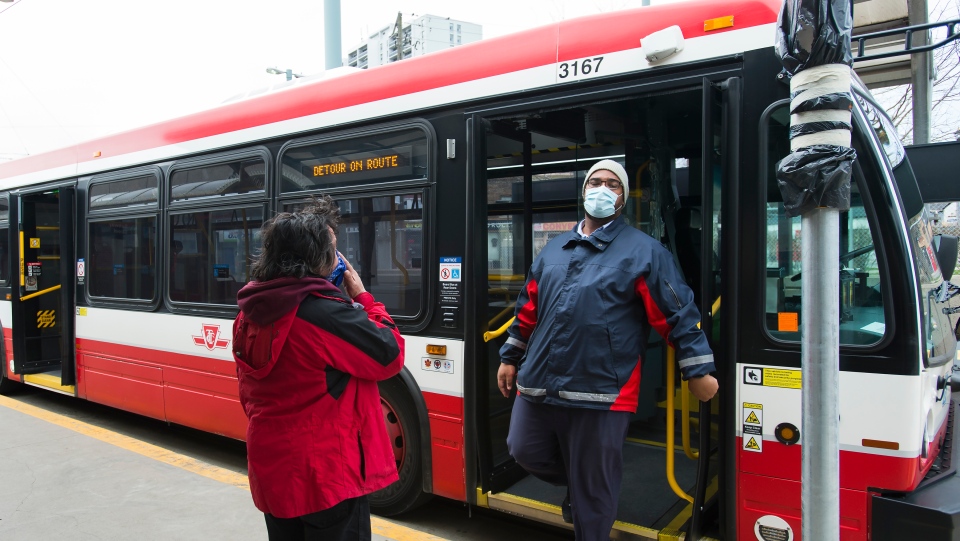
[801,207,841,541]
[324,0,342,70]
[285,69,292,81]
[910,0,931,143]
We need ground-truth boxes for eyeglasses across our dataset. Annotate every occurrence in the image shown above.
[586,177,622,190]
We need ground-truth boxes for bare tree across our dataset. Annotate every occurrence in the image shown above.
[872,0,960,142]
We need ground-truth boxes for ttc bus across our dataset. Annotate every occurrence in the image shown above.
[1,1,958,539]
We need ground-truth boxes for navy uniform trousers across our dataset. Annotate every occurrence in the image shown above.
[507,396,631,541]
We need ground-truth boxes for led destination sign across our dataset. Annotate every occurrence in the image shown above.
[301,146,413,184]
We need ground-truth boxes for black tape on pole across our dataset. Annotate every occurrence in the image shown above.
[789,121,853,139]
[776,145,855,216]
[775,0,856,216]
[790,92,854,113]
[775,0,854,75]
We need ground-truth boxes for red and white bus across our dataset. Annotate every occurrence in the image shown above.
[2,1,958,539]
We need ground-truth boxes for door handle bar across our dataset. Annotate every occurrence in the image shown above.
[20,284,61,301]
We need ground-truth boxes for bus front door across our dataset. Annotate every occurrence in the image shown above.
[10,186,77,395]
[472,74,735,538]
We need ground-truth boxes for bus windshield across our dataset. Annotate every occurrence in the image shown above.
[854,82,959,366]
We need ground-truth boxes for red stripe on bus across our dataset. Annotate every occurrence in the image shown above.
[738,436,927,493]
[739,471,868,541]
[0,0,780,179]
[75,337,468,498]
[424,391,467,501]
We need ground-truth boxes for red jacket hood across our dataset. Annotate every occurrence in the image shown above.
[236,276,342,325]
[234,276,345,379]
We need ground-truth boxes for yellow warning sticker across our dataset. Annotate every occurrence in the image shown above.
[36,310,56,328]
[29,238,40,249]
[742,402,763,452]
[763,368,802,389]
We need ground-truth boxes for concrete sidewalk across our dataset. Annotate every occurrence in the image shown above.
[0,394,441,541]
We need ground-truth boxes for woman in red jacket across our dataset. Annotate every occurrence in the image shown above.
[233,196,405,541]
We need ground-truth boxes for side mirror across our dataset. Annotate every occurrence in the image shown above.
[933,235,958,281]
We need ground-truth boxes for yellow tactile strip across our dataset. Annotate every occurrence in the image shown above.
[0,394,449,541]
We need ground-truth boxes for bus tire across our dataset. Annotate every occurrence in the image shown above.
[0,354,19,396]
[369,377,432,516]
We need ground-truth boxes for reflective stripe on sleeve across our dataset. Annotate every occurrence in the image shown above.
[517,385,546,396]
[506,337,527,350]
[677,354,714,369]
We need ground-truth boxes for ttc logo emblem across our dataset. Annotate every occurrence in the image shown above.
[193,324,229,351]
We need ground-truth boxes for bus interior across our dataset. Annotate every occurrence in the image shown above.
[480,82,725,533]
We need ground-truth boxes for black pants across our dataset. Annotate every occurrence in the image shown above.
[264,496,371,541]
[507,397,631,541]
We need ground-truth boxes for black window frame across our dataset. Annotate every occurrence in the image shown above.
[757,99,895,353]
[84,166,163,311]
[277,121,435,329]
[278,123,431,194]
[164,147,271,316]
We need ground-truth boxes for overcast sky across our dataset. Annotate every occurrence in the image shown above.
[0,0,693,159]
[3,0,954,161]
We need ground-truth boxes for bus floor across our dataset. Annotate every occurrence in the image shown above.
[502,435,699,531]
[0,392,435,541]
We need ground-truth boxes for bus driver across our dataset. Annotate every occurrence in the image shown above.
[497,159,719,540]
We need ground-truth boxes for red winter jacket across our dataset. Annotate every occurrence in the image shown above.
[233,276,404,518]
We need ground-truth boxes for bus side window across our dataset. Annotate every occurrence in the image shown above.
[286,193,424,319]
[87,174,160,303]
[762,104,887,346]
[168,207,263,306]
[88,217,157,301]
[166,153,268,308]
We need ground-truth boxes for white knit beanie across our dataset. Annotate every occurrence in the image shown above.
[583,159,629,200]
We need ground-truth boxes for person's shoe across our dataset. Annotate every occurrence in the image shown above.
[561,491,572,524]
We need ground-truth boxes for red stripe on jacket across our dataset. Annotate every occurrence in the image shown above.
[517,278,539,340]
[635,277,674,347]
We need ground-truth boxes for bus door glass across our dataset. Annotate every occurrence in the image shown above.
[10,186,77,391]
[476,80,726,535]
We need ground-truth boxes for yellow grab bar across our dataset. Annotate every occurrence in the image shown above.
[20,284,61,301]
[487,303,516,331]
[665,346,694,503]
[484,316,515,343]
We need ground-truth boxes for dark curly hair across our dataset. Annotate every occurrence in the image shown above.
[250,195,341,281]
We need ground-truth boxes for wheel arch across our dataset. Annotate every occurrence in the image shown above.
[393,366,434,495]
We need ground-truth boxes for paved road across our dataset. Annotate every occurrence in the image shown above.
[0,386,573,541]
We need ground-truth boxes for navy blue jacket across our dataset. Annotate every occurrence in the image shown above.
[499,217,714,412]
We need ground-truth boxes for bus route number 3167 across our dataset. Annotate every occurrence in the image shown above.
[557,56,604,80]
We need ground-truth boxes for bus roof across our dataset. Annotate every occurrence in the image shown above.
[0,0,780,187]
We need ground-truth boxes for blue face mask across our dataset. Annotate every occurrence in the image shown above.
[583,186,621,219]
[326,253,346,287]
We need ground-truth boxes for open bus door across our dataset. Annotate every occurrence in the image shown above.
[472,72,735,539]
[10,185,77,395]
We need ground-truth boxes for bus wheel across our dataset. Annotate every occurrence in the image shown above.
[369,377,432,516]
[0,358,19,395]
